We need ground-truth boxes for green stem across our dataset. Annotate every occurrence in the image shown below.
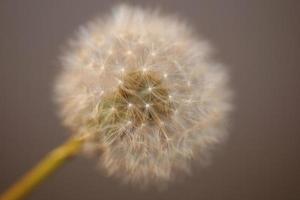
[0,136,84,200]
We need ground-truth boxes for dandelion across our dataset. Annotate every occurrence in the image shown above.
[1,4,232,199]
[55,4,232,185]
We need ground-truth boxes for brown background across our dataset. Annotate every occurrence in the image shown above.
[0,0,299,199]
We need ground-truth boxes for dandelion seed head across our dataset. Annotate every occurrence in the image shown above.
[54,4,233,187]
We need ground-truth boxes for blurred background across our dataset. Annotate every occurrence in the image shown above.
[0,0,299,199]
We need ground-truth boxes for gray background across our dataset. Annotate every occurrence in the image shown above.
[0,0,299,199]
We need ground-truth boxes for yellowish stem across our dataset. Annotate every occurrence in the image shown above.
[0,136,85,200]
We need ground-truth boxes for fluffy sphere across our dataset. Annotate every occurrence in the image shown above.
[54,5,232,186]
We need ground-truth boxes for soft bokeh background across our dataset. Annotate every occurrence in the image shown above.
[1,0,299,199]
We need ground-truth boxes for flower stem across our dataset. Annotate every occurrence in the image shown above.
[0,136,84,200]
